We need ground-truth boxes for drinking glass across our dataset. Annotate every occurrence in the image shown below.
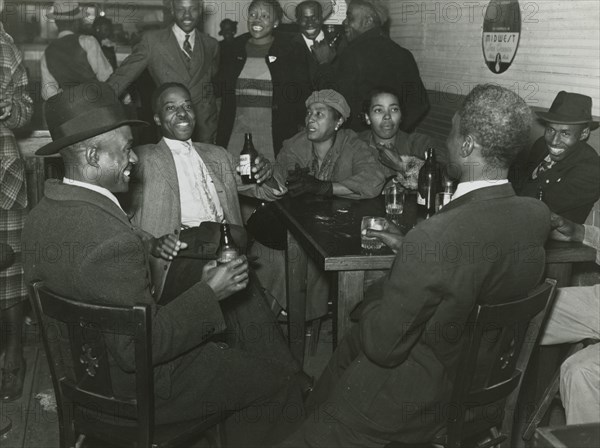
[385,184,405,226]
[361,216,386,250]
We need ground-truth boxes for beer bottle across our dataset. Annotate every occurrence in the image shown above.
[417,148,441,217]
[216,223,239,264]
[240,133,258,184]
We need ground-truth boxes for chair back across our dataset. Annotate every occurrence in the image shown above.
[445,279,557,448]
[29,281,154,448]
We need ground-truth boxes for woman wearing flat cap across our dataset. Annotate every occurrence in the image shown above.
[263,90,384,321]
[276,89,385,199]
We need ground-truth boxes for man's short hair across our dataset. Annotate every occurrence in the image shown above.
[459,84,532,169]
[151,82,191,113]
[349,0,389,25]
[295,0,322,20]
[250,0,284,24]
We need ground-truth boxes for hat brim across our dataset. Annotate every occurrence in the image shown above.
[47,10,84,21]
[281,0,334,24]
[536,111,599,130]
[36,119,148,156]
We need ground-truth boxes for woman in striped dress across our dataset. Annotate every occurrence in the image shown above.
[0,1,34,402]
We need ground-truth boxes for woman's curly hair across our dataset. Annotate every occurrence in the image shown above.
[459,84,532,169]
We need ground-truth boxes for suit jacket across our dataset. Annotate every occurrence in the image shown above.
[216,32,311,155]
[22,180,226,404]
[290,33,331,91]
[511,137,600,224]
[107,27,219,143]
[130,139,285,237]
[316,184,550,443]
[315,26,429,133]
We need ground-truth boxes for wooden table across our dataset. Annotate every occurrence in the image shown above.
[275,193,597,364]
[534,423,600,447]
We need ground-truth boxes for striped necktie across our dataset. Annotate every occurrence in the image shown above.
[183,34,192,67]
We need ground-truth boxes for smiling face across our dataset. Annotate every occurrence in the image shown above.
[95,126,137,193]
[172,0,201,34]
[248,1,279,43]
[153,86,196,141]
[297,2,323,40]
[344,3,373,42]
[366,93,402,142]
[305,102,343,143]
[543,122,589,162]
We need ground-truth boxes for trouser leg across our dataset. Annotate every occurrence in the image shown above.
[560,343,600,424]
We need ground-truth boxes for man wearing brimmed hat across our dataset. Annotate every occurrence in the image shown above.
[41,2,113,100]
[22,82,304,442]
[311,0,429,133]
[512,91,600,224]
[107,0,220,144]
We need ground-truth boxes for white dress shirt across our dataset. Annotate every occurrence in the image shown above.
[163,137,224,227]
[63,178,124,213]
[172,24,196,52]
[451,179,509,201]
[41,30,113,100]
[302,30,325,51]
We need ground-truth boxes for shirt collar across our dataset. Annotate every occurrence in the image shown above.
[163,136,194,154]
[452,179,509,201]
[302,30,325,49]
[63,178,124,212]
[172,24,196,45]
[58,30,75,38]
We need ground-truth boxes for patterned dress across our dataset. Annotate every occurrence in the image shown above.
[1,22,33,309]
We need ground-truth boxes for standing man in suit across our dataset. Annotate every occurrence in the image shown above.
[23,82,304,446]
[290,0,334,89]
[41,1,113,100]
[107,0,219,144]
[281,84,550,447]
[312,0,429,132]
[510,91,600,224]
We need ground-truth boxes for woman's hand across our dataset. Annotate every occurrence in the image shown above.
[252,155,274,184]
[149,234,188,261]
[549,213,585,243]
[202,256,249,301]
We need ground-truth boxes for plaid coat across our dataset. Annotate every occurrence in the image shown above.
[1,22,33,306]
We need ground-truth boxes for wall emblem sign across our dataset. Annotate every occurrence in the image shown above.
[482,0,522,74]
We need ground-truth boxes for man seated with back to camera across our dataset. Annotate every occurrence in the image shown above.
[359,86,450,189]
[510,91,600,224]
[279,84,550,447]
[22,82,304,447]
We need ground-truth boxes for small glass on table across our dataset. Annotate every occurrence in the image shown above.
[385,183,405,226]
[361,216,387,250]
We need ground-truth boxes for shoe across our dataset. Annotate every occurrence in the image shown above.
[0,358,25,402]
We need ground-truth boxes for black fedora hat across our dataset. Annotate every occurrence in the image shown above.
[36,82,147,156]
[536,91,599,130]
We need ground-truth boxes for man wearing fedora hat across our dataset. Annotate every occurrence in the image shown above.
[22,82,304,444]
[511,91,600,224]
[41,2,113,100]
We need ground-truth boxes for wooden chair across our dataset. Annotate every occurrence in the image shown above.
[386,278,557,448]
[29,281,227,448]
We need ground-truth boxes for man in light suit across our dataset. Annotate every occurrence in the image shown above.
[23,82,303,447]
[107,0,219,143]
[281,84,551,447]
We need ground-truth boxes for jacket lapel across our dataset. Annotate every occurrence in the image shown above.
[190,32,209,80]
[160,29,191,79]
[154,140,181,197]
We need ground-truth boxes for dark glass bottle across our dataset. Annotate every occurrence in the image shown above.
[216,223,239,264]
[240,133,258,184]
[417,148,441,217]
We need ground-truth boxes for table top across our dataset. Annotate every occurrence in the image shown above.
[535,423,600,448]
[274,193,597,272]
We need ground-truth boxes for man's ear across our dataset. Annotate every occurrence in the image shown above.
[153,114,162,127]
[579,126,590,141]
[460,134,476,158]
[86,145,100,168]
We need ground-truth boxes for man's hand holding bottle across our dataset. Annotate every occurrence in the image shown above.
[202,256,249,301]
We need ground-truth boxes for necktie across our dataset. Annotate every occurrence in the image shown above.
[183,34,192,67]
[533,156,554,179]
[185,142,221,222]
